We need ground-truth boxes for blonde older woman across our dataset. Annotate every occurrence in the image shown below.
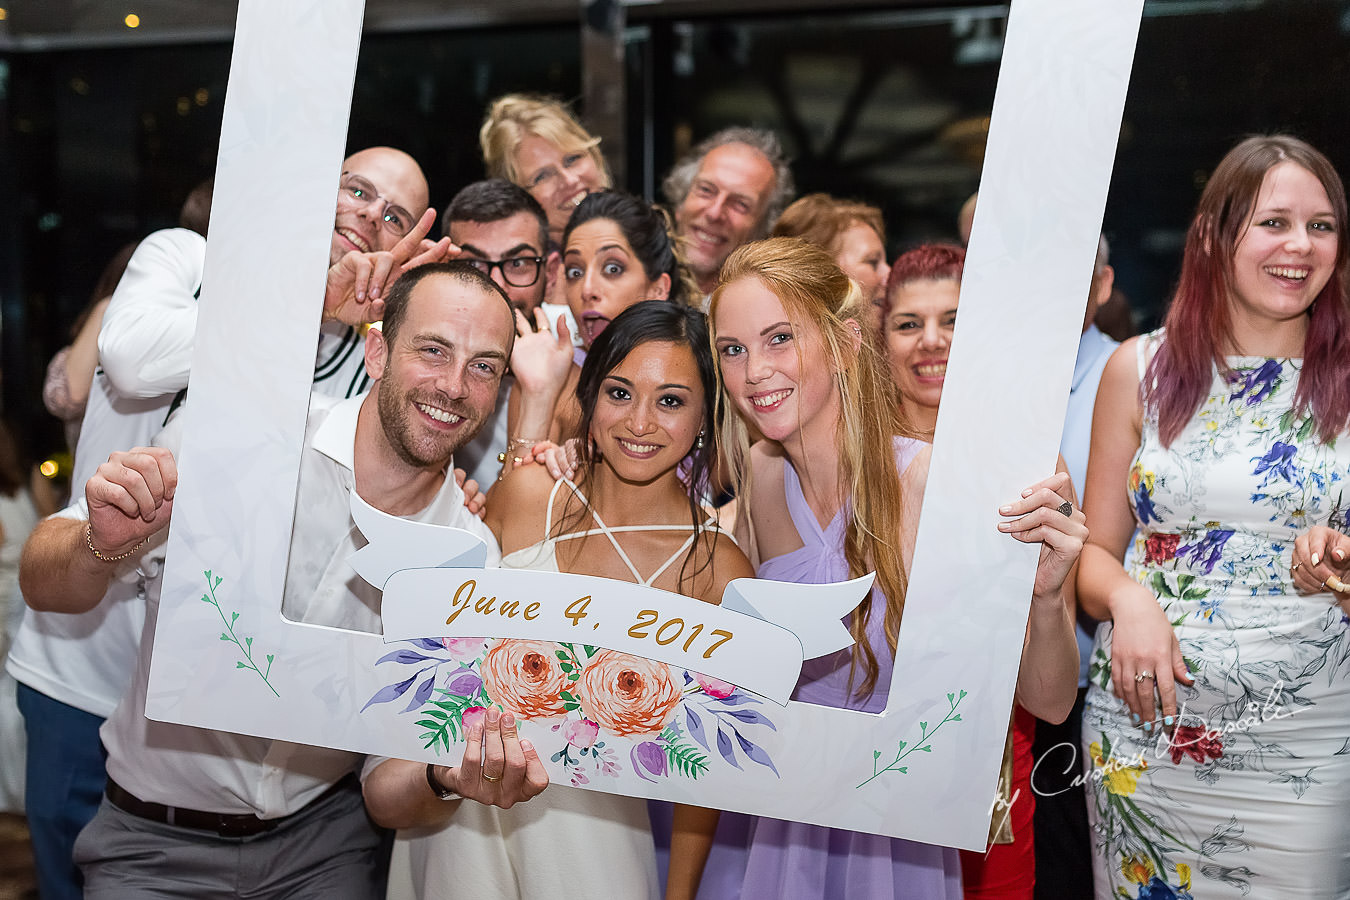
[480,94,613,245]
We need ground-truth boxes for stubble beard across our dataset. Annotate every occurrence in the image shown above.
[376,381,478,470]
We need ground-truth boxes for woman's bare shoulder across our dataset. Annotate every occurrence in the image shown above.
[694,534,756,606]
[484,462,563,548]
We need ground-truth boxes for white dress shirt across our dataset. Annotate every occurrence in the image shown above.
[89,392,499,816]
[8,228,376,718]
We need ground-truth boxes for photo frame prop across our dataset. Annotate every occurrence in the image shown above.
[146,0,1143,848]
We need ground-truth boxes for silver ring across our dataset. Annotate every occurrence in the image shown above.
[1057,500,1073,517]
[1134,670,1154,683]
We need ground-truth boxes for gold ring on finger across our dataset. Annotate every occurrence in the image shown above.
[481,771,502,783]
[1134,670,1154,683]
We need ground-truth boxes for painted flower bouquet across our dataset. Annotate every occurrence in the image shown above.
[365,637,779,787]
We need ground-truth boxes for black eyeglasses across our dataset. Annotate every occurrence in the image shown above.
[337,174,416,237]
[463,256,545,288]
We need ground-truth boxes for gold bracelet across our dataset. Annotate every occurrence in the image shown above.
[497,436,545,479]
[85,522,146,563]
[496,451,529,479]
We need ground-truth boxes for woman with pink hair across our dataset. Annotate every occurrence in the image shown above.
[1078,135,1350,897]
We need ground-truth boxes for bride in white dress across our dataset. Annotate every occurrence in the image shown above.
[410,301,752,900]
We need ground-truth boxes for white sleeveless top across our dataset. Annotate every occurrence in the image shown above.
[394,477,742,900]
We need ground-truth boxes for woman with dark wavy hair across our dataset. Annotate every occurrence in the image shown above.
[506,191,695,457]
[1078,135,1350,897]
[473,301,750,900]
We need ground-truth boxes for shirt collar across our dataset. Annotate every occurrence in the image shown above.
[312,393,367,473]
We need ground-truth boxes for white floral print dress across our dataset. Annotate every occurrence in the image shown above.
[1083,333,1350,898]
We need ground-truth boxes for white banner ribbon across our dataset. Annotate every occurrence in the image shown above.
[349,492,870,705]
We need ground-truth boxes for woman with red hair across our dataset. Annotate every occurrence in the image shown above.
[880,244,965,440]
[1078,135,1350,897]
[882,242,1041,900]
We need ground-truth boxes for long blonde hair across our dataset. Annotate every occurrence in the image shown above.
[710,237,913,698]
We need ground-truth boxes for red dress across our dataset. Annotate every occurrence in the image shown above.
[959,705,1037,899]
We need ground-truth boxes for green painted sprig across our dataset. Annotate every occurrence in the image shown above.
[200,569,279,697]
[857,689,967,788]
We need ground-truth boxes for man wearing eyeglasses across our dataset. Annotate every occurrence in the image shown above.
[439,179,578,486]
[6,145,451,900]
[442,178,553,321]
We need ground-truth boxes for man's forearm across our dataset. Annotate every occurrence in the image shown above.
[20,515,123,614]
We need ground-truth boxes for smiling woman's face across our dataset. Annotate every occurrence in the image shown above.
[513,135,606,239]
[589,340,705,484]
[883,277,959,429]
[711,276,840,449]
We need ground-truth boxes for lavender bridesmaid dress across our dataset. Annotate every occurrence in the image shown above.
[689,438,961,900]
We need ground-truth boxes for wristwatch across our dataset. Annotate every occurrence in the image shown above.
[426,763,460,801]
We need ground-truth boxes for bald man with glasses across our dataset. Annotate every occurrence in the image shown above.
[6,145,455,900]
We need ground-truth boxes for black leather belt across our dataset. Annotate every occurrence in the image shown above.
[105,773,355,838]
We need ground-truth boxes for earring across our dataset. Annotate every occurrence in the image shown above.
[695,431,706,450]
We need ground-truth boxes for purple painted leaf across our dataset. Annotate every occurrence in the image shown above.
[685,706,710,752]
[444,671,483,697]
[406,638,446,652]
[404,675,436,712]
[716,726,742,770]
[733,730,779,776]
[715,690,762,707]
[718,708,776,730]
[361,673,417,712]
[631,741,666,782]
[375,649,438,666]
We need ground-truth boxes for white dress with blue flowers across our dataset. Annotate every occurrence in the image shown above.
[1083,333,1350,898]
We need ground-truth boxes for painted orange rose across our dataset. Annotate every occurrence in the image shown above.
[576,650,681,738]
[480,639,569,720]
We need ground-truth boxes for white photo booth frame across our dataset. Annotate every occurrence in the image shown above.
[145,0,1144,849]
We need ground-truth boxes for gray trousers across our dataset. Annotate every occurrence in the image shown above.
[74,778,384,899]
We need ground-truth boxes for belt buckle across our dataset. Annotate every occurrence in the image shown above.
[216,813,269,838]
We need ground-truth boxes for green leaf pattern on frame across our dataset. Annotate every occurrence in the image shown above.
[200,569,279,697]
[858,689,967,789]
